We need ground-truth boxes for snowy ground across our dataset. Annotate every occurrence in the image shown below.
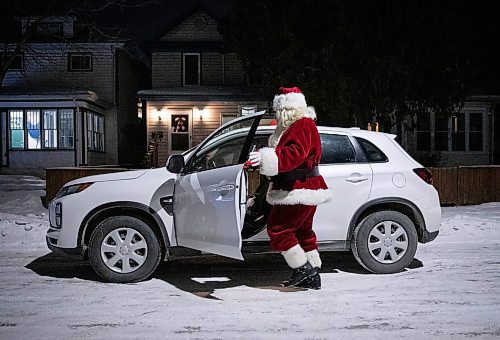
[0,175,499,339]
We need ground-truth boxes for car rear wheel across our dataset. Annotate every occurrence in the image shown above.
[351,210,417,274]
[89,216,162,283]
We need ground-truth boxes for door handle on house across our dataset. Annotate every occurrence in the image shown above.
[346,176,368,183]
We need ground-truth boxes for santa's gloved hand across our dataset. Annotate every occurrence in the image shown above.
[248,151,261,166]
[244,151,261,169]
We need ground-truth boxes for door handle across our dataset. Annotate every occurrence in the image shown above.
[346,176,368,183]
[217,184,235,192]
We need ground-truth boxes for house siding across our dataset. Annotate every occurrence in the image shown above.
[3,43,120,104]
[152,52,182,88]
[201,52,223,85]
[159,12,223,42]
[146,101,267,165]
[223,53,245,85]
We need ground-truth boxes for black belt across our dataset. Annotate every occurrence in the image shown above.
[272,166,320,183]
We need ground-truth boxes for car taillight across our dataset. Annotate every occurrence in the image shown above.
[413,168,433,185]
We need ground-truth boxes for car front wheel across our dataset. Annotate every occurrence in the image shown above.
[351,210,418,274]
[89,216,162,283]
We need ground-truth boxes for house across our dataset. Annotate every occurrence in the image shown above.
[392,96,498,166]
[0,16,149,176]
[136,10,269,166]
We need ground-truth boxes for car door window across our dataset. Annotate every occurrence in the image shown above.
[320,134,356,164]
[355,137,388,162]
[189,134,269,172]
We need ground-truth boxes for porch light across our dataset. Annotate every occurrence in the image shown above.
[197,109,206,120]
[157,107,164,121]
[137,100,143,119]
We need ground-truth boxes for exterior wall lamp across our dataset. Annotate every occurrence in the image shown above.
[137,100,143,119]
[157,107,163,121]
[197,109,206,120]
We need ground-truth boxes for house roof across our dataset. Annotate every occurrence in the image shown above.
[137,86,266,102]
[0,85,109,109]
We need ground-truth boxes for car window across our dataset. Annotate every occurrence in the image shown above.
[355,137,388,162]
[320,134,356,164]
[189,134,269,172]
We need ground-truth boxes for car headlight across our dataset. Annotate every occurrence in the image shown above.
[55,182,93,199]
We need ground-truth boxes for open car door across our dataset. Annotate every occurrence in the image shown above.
[173,112,264,260]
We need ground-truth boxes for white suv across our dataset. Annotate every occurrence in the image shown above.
[47,112,441,283]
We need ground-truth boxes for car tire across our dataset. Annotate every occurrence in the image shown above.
[89,216,162,283]
[351,210,417,274]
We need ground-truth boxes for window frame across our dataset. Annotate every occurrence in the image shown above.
[68,52,93,72]
[319,133,358,165]
[33,22,64,38]
[7,108,75,151]
[87,111,105,152]
[416,111,485,153]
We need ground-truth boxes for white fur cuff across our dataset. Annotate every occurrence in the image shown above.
[267,188,334,206]
[306,249,322,268]
[281,244,307,269]
[259,147,279,176]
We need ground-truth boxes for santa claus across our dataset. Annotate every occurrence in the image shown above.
[248,86,333,289]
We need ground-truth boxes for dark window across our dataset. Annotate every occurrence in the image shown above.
[320,134,356,164]
[434,114,449,151]
[68,53,92,71]
[416,111,431,151]
[183,53,200,85]
[33,22,64,37]
[1,53,23,70]
[451,114,465,151]
[355,137,388,162]
[469,113,483,151]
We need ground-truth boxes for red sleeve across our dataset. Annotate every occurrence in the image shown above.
[275,119,315,172]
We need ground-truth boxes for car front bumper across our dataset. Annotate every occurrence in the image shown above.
[46,236,85,259]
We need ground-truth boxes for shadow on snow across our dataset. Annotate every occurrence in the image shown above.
[26,252,423,299]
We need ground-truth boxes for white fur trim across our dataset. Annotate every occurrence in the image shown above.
[306,249,322,268]
[267,188,334,206]
[258,147,279,176]
[281,244,307,269]
[273,92,307,111]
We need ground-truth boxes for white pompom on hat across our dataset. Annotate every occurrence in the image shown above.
[273,86,308,111]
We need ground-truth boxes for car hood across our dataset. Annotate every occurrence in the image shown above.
[65,169,150,186]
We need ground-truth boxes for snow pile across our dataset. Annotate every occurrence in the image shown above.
[0,175,48,248]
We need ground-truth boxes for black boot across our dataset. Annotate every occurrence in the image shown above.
[283,262,318,287]
[296,271,321,290]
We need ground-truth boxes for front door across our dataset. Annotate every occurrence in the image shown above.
[173,112,264,259]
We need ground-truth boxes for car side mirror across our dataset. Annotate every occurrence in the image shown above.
[166,154,185,174]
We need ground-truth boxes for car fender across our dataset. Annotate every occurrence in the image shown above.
[347,197,426,242]
[78,201,171,251]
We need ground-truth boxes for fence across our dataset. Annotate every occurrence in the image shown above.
[429,166,500,205]
[44,166,500,207]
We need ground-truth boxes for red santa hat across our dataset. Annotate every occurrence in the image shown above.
[273,87,308,111]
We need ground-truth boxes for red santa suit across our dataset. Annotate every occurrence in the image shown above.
[258,87,333,270]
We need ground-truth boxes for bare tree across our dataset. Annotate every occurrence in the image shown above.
[0,0,157,84]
